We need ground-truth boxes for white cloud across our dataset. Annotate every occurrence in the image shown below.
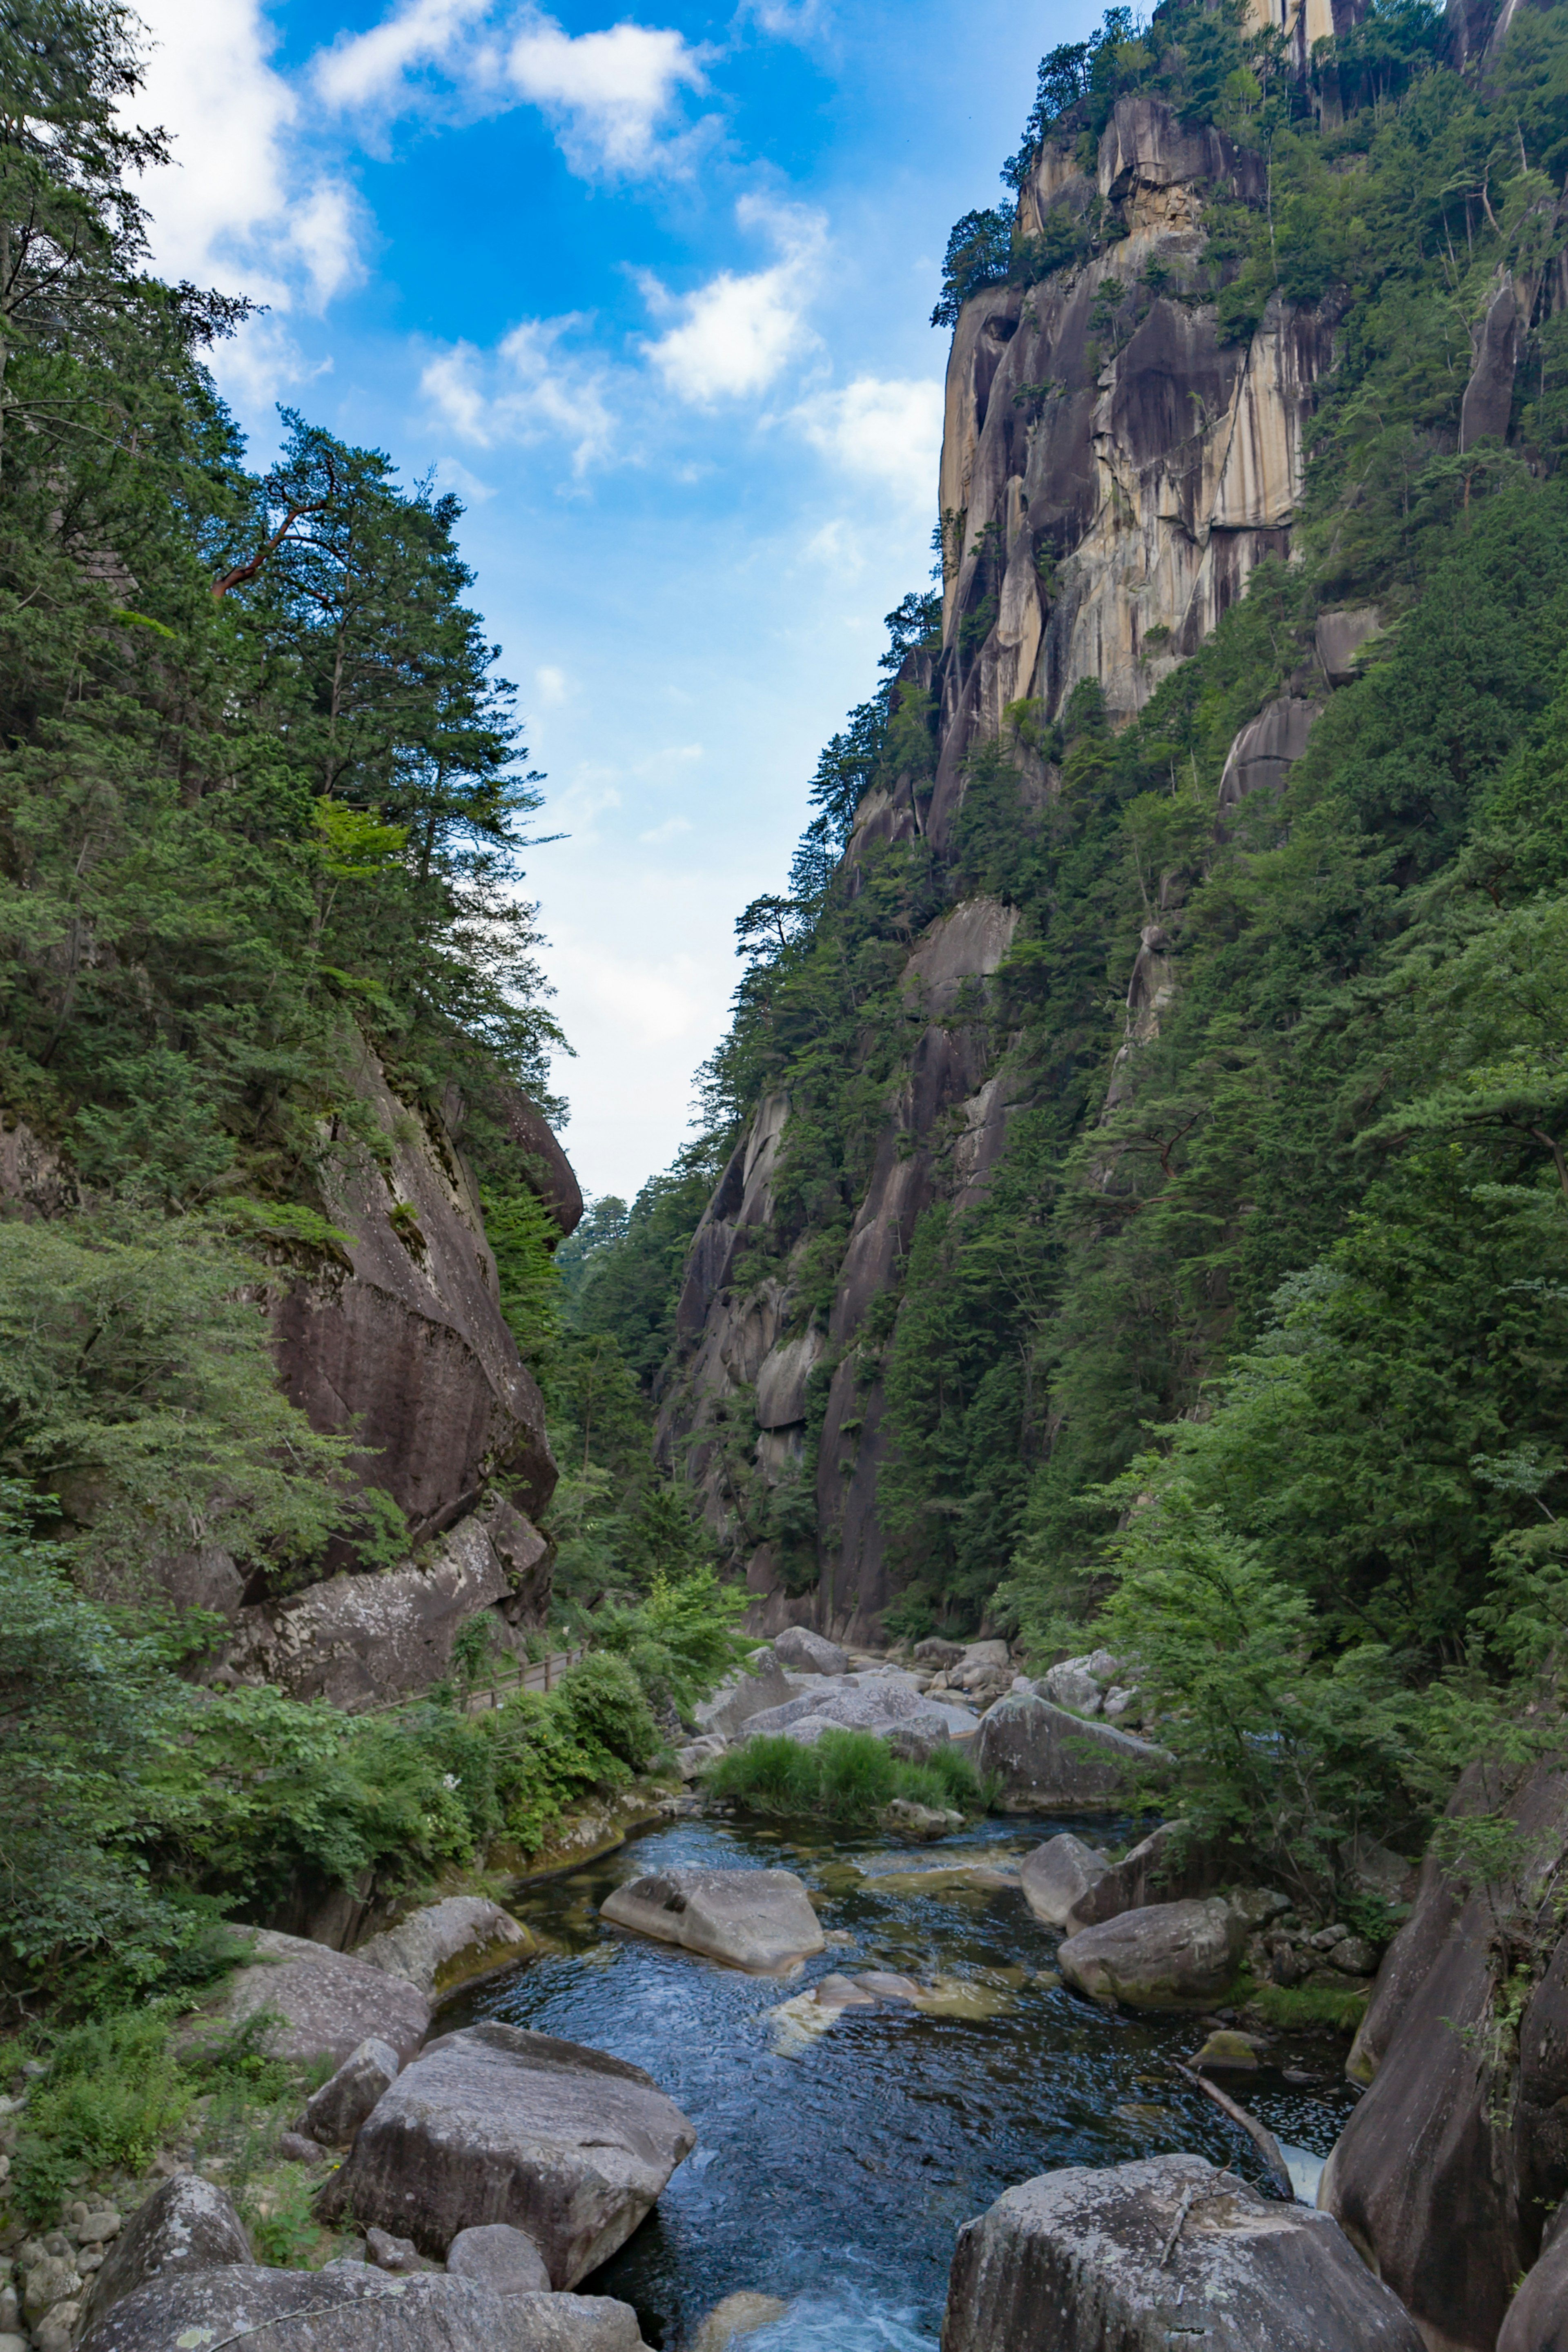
[313,0,490,111]
[638,814,694,844]
[421,316,616,472]
[434,455,495,502]
[792,374,943,506]
[207,314,332,425]
[642,197,826,404]
[508,13,709,174]
[535,664,570,704]
[800,515,865,572]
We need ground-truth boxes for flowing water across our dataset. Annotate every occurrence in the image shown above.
[448,1810,1361,2352]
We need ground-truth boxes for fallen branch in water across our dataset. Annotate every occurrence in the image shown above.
[1173,2060,1294,2198]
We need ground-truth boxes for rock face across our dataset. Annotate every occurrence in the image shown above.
[303,2037,402,2147]
[1320,1762,1568,2352]
[189,1928,430,2068]
[1020,1834,1109,1929]
[316,2023,696,2285]
[82,2178,251,2329]
[1498,2221,1568,2352]
[1058,1897,1246,2009]
[600,1867,825,1973]
[976,1692,1169,1809]
[354,1897,533,1998]
[942,2154,1426,2352]
[78,2267,649,2352]
[225,1493,549,1712]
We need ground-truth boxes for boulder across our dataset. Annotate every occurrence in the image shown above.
[1499,2222,1568,2352]
[676,1734,728,1779]
[962,1639,1012,1672]
[601,1867,824,1973]
[1020,1834,1109,1929]
[81,2176,251,2330]
[367,2230,426,2275]
[942,2154,1425,2352]
[354,1898,533,1998]
[1058,1898,1246,2010]
[1038,1662,1102,1715]
[885,1715,952,1763]
[447,2225,551,2298]
[316,2022,695,2283]
[693,1650,798,1741]
[814,1973,877,2010]
[976,1693,1169,1810]
[771,1626,848,1675]
[911,1638,966,1667]
[1314,608,1382,688]
[1321,1762,1568,2351]
[1062,1822,1235,1934]
[882,1798,962,1840]
[303,2036,401,2146]
[78,2267,649,2352]
[189,1927,430,2068]
[1193,2030,1261,2073]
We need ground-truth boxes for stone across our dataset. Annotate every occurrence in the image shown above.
[1328,1936,1379,1976]
[1338,1834,1409,1900]
[1227,1887,1292,1929]
[78,2266,651,2352]
[855,1971,922,2003]
[278,2130,330,2165]
[24,2258,81,2327]
[81,2175,252,2331]
[942,2153,1426,2352]
[304,2036,402,2145]
[367,2229,424,2273]
[34,2300,81,2352]
[75,2212,121,2246]
[600,1868,824,1974]
[1498,2223,1568,2352]
[1038,1662,1103,1715]
[1020,1834,1110,1929]
[316,2022,695,2284]
[911,1638,966,1667]
[1063,1822,1233,1935]
[1314,608,1382,688]
[1058,1898,1247,2010]
[1192,2030,1261,2072]
[693,1650,798,1741]
[884,1716,951,1763]
[976,1693,1170,1811]
[677,1734,728,1779]
[882,1798,962,1840]
[355,1898,533,1998]
[1102,1686,1142,1725]
[771,1626,848,1675]
[187,1927,430,2069]
[814,1973,876,2010]
[447,2225,551,2298]
[1321,1761,1568,2352]
[688,2293,789,2352]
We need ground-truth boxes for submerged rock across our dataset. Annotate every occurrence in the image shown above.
[316,2022,695,2284]
[688,2293,789,2352]
[354,1897,532,1998]
[942,2153,1425,2352]
[79,2268,649,2352]
[601,1867,825,1974]
[1020,1833,1109,1929]
[1058,1898,1245,2010]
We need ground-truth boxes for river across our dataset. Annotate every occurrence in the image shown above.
[448,1810,1361,2352]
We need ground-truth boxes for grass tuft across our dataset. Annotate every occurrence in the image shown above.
[1247,1978,1371,2033]
[705,1728,988,1824]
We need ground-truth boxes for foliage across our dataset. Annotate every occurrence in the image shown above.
[706,1728,986,1824]
[8,2011,192,2219]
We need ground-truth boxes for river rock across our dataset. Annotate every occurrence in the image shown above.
[911,1638,966,1667]
[1038,1662,1102,1714]
[316,2022,695,2283]
[942,2153,1425,2352]
[601,1867,824,1973]
[189,1927,430,2068]
[688,2292,789,2352]
[1020,1834,1109,1929]
[976,1693,1169,1810]
[771,1626,847,1675]
[78,2267,650,2352]
[884,1715,951,1762]
[354,1898,533,1998]
[446,2225,551,2298]
[677,1734,728,1779]
[1498,2222,1568,2352]
[883,1798,962,1839]
[814,1973,876,2009]
[1062,1822,1237,1934]
[693,1650,797,1740]
[81,2176,252,2328]
[303,2036,401,2145]
[1058,1898,1245,2009]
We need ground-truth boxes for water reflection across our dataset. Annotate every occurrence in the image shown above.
[448,1811,1360,2351]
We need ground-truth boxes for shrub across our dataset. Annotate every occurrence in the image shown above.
[9,2012,192,2220]
[707,1729,988,1824]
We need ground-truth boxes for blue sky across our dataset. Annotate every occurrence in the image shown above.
[131,0,1100,1200]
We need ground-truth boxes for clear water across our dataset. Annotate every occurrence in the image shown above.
[447,1811,1361,2352]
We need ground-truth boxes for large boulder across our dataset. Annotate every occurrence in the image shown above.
[737,1681,950,1748]
[975,1692,1169,1810]
[1499,2220,1568,2352]
[303,2037,402,2147]
[1057,1898,1245,2010]
[1062,1822,1237,1935]
[771,1626,847,1675]
[693,1649,798,1740]
[942,2154,1425,2352]
[81,2178,251,2331]
[1321,1762,1568,2352]
[354,1898,533,1998]
[187,1929,430,2068]
[600,1867,824,1974]
[316,2022,695,2284]
[79,2267,648,2352]
[1020,1834,1109,1929]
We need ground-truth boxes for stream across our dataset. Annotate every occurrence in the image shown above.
[448,1811,1363,2352]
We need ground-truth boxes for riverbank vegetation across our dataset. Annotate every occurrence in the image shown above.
[707,1729,987,1826]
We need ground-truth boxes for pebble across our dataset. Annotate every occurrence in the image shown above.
[76,2212,121,2245]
